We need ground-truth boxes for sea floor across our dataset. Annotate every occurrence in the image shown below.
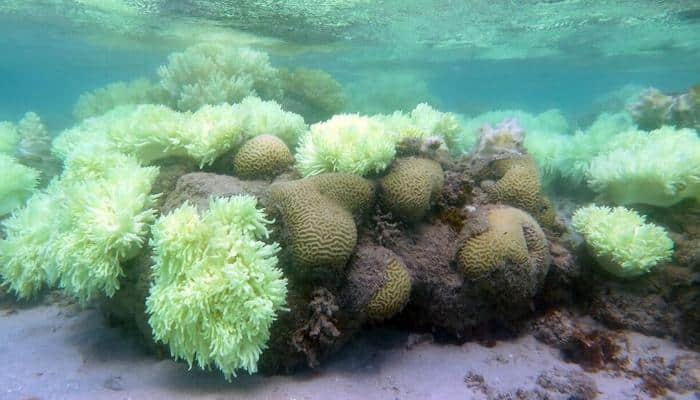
[0,293,697,400]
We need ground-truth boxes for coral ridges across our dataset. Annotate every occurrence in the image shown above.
[233,135,294,179]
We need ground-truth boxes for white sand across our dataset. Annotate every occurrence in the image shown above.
[0,301,697,400]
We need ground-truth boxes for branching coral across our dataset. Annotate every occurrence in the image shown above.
[587,126,700,207]
[158,43,282,111]
[378,103,462,152]
[572,205,673,278]
[73,78,170,121]
[146,196,287,379]
[0,151,159,303]
[295,114,395,177]
[53,97,306,168]
[0,154,39,216]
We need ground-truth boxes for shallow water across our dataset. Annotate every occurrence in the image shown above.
[1,2,699,399]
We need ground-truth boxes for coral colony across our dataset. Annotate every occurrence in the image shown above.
[1,43,699,381]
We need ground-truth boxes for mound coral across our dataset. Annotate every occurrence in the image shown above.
[628,86,699,131]
[73,78,169,121]
[0,155,39,216]
[268,174,374,269]
[572,205,673,278]
[481,155,556,227]
[0,151,159,302]
[233,135,293,179]
[146,196,287,379]
[587,126,700,207]
[158,43,281,111]
[379,157,444,222]
[295,114,395,177]
[457,205,550,301]
[366,257,412,320]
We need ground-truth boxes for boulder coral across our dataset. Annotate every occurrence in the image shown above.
[268,174,375,269]
[379,157,444,222]
[480,155,556,227]
[345,245,412,321]
[457,205,550,304]
[233,135,294,179]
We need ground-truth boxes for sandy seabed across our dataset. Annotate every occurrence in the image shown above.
[0,296,697,400]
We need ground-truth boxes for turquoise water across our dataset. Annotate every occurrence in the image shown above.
[1,2,700,398]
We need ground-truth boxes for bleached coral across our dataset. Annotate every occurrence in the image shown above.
[146,196,287,379]
[235,96,307,147]
[0,121,19,155]
[0,151,159,303]
[0,154,39,216]
[572,205,673,278]
[158,43,282,111]
[295,114,396,177]
[587,126,700,207]
[73,78,169,121]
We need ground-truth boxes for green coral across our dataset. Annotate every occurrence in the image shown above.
[380,157,444,222]
[572,205,673,278]
[366,257,412,321]
[73,78,169,121]
[146,196,287,379]
[0,121,19,154]
[0,154,39,216]
[0,151,159,303]
[295,114,396,177]
[158,43,282,111]
[587,126,700,207]
[233,135,294,179]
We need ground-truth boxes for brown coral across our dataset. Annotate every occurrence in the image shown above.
[457,205,550,302]
[380,157,444,222]
[481,155,556,227]
[366,257,412,320]
[233,134,294,179]
[308,173,375,216]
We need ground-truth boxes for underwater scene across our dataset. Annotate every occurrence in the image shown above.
[1,1,700,399]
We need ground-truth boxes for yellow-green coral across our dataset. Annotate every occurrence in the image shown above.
[0,154,39,216]
[233,135,294,179]
[482,155,555,227]
[146,196,287,379]
[73,78,169,121]
[572,205,673,278]
[295,114,396,177]
[587,126,700,207]
[307,173,376,215]
[380,157,444,222]
[366,257,412,321]
[457,206,549,285]
[0,121,19,155]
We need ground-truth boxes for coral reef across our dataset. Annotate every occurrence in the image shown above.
[479,155,557,227]
[0,154,39,216]
[146,196,287,379]
[278,68,346,124]
[457,205,550,305]
[233,135,294,179]
[587,126,700,207]
[628,86,700,131]
[344,245,412,321]
[73,78,169,121]
[573,205,673,278]
[379,157,444,222]
[295,114,395,177]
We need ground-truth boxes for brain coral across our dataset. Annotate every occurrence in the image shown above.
[233,135,294,179]
[308,173,376,216]
[268,179,358,269]
[457,205,550,301]
[380,157,444,222]
[481,155,556,227]
[345,245,412,321]
[366,257,412,320]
